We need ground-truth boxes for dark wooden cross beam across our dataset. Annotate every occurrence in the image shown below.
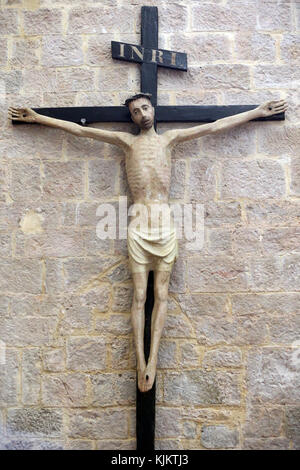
[12,5,285,453]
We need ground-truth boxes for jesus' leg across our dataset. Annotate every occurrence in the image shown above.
[131,270,149,393]
[143,269,171,392]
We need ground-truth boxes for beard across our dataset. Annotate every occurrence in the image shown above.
[140,119,153,129]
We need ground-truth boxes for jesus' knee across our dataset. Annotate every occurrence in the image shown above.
[133,287,147,309]
[154,284,168,303]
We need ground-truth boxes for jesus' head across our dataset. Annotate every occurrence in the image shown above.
[124,93,155,130]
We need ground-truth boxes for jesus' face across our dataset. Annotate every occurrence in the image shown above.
[128,97,155,130]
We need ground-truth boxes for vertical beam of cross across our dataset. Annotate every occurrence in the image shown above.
[140,6,159,107]
[136,6,157,452]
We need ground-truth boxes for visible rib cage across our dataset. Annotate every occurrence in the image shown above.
[125,139,171,201]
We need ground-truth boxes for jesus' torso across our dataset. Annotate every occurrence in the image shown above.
[125,132,172,204]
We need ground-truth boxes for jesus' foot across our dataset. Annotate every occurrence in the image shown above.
[137,365,147,393]
[143,360,157,392]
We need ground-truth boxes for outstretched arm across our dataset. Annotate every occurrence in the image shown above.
[164,100,288,146]
[8,107,132,150]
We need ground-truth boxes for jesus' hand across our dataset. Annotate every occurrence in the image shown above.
[257,100,288,118]
[8,107,38,123]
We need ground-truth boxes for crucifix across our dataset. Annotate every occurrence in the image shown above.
[9,6,287,451]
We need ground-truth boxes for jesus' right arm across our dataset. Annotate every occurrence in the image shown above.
[8,107,132,150]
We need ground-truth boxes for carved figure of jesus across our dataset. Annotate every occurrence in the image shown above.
[8,96,287,392]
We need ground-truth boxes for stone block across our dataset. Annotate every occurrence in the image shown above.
[257,124,300,157]
[169,33,232,64]
[158,65,250,91]
[112,285,133,312]
[97,440,136,450]
[110,337,134,369]
[23,69,57,93]
[243,438,289,450]
[189,158,217,202]
[23,8,63,35]
[0,259,42,294]
[90,372,135,406]
[203,348,242,367]
[56,68,96,93]
[66,440,94,450]
[169,256,186,294]
[1,439,64,450]
[0,232,11,257]
[281,34,300,63]
[66,336,107,371]
[246,348,300,404]
[22,348,42,405]
[155,439,183,450]
[248,255,282,292]
[291,156,300,196]
[44,259,65,296]
[60,286,111,334]
[0,9,18,34]
[256,0,292,31]
[42,373,87,407]
[67,409,128,439]
[254,65,300,89]
[232,293,300,316]
[156,407,181,438]
[208,229,233,255]
[43,93,76,107]
[63,256,119,292]
[281,254,300,291]
[189,315,238,346]
[0,349,19,406]
[177,293,228,319]
[95,314,132,336]
[202,124,256,158]
[192,2,256,31]
[0,316,57,347]
[236,315,269,346]
[169,160,186,200]
[0,71,22,94]
[87,34,115,67]
[42,161,84,200]
[17,227,110,259]
[88,159,118,199]
[65,133,104,160]
[7,408,63,438]
[10,38,40,69]
[43,349,65,372]
[98,64,138,92]
[180,342,200,368]
[42,35,84,67]
[235,32,276,62]
[150,3,188,33]
[187,255,248,292]
[269,315,300,344]
[286,407,300,445]
[261,227,300,254]
[164,370,241,406]
[201,425,238,449]
[220,159,285,199]
[9,161,41,203]
[157,340,177,369]
[68,7,134,34]
[163,313,193,339]
[243,406,283,438]
[245,200,300,227]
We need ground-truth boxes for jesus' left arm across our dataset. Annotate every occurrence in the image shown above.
[163,100,288,146]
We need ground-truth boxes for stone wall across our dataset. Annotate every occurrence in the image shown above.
[0,0,299,450]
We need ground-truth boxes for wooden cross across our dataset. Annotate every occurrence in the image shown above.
[13,5,285,452]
